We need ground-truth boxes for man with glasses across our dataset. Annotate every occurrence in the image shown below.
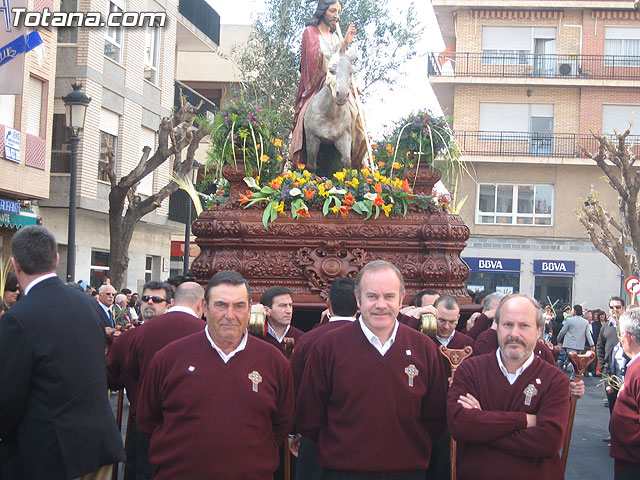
[106,281,172,479]
[137,271,293,479]
[98,284,117,329]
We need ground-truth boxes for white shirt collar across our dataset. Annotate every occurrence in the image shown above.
[205,326,248,363]
[99,302,111,314]
[328,315,357,323]
[436,329,456,347]
[168,305,199,318]
[496,349,535,385]
[267,322,290,343]
[358,316,399,356]
[24,273,57,296]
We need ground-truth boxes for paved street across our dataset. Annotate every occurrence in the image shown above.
[110,374,617,479]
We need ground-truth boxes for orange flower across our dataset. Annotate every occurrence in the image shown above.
[339,205,351,217]
[373,195,384,206]
[296,163,306,170]
[238,190,253,205]
[304,188,315,200]
[296,208,310,217]
[374,182,383,194]
[343,192,355,205]
[377,161,385,167]
[270,178,282,190]
[400,179,410,192]
[365,177,374,183]
[371,143,378,150]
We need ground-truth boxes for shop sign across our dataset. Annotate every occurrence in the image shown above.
[534,260,575,276]
[464,257,520,274]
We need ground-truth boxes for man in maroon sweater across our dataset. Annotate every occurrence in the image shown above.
[448,294,570,480]
[296,260,447,479]
[137,271,294,480]
[610,309,640,479]
[290,277,358,480]
[106,280,172,480]
[259,285,305,354]
[124,282,206,479]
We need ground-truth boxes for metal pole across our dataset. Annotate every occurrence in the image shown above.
[183,200,191,275]
[66,133,80,282]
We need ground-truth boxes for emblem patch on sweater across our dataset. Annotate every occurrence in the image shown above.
[405,364,419,387]
[248,370,263,393]
[523,384,538,406]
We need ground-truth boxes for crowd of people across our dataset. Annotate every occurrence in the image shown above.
[0,226,639,480]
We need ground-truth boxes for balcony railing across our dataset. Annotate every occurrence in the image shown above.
[179,0,220,45]
[428,52,640,80]
[454,131,640,158]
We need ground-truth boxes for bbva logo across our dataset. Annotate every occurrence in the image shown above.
[542,262,566,272]
[479,260,503,269]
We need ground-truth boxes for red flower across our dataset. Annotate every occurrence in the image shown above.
[339,205,351,217]
[374,182,383,194]
[296,208,310,217]
[373,195,384,206]
[304,188,315,200]
[343,192,355,205]
[238,190,253,205]
[296,163,306,170]
[400,179,410,192]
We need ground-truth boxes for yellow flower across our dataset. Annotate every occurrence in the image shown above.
[393,178,402,189]
[298,177,308,186]
[393,162,402,170]
[289,171,297,181]
[274,201,285,214]
[361,168,371,176]
[260,154,270,163]
[277,155,283,162]
[331,205,340,214]
[349,177,360,188]
[386,144,394,154]
[318,184,329,197]
[382,204,393,217]
[273,138,283,148]
[374,170,381,182]
[304,170,311,180]
[333,171,346,182]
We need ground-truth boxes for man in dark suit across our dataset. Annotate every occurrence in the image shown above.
[0,226,124,480]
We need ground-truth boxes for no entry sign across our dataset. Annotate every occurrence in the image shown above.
[624,276,640,295]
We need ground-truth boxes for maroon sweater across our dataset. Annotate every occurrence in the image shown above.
[137,332,294,480]
[261,324,305,355]
[296,320,447,475]
[126,310,205,384]
[106,328,139,411]
[290,319,354,394]
[610,357,640,471]
[447,353,569,480]
[474,329,556,365]
[466,312,492,339]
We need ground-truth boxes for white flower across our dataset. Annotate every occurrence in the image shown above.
[289,187,302,197]
[244,177,259,189]
[364,192,377,201]
[328,187,347,195]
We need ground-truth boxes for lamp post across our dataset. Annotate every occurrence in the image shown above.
[62,84,91,282]
[183,160,201,275]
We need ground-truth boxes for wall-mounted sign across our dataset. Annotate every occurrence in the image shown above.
[4,127,20,162]
[463,257,521,274]
[533,260,575,276]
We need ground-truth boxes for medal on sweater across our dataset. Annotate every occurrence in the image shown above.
[405,364,419,387]
[523,384,537,406]
[248,371,262,393]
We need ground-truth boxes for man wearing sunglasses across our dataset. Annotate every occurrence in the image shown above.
[140,281,173,322]
[598,296,626,442]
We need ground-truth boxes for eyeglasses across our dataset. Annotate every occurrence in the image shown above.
[436,319,458,326]
[4,286,19,292]
[104,292,115,296]
[142,295,167,304]
[609,305,623,310]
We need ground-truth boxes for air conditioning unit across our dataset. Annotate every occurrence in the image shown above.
[559,63,572,76]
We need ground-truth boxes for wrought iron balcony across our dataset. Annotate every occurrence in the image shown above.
[428,52,640,80]
[454,131,640,158]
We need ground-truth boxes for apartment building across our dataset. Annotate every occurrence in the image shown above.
[37,0,219,291]
[429,0,640,308]
[0,0,57,261]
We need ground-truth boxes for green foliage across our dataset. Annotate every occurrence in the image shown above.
[234,0,420,148]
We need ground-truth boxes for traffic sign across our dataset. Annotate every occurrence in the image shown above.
[624,276,640,295]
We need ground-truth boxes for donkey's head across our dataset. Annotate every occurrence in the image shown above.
[323,44,358,107]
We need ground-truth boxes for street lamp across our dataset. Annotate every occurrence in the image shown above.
[62,84,92,282]
[183,160,201,275]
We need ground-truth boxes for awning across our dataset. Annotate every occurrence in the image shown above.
[0,210,37,229]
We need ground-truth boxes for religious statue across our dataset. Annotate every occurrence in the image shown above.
[290,0,368,175]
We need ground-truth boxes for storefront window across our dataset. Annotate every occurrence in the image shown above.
[534,276,572,306]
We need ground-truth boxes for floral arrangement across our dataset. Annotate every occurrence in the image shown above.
[205,99,286,184]
[239,165,446,228]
